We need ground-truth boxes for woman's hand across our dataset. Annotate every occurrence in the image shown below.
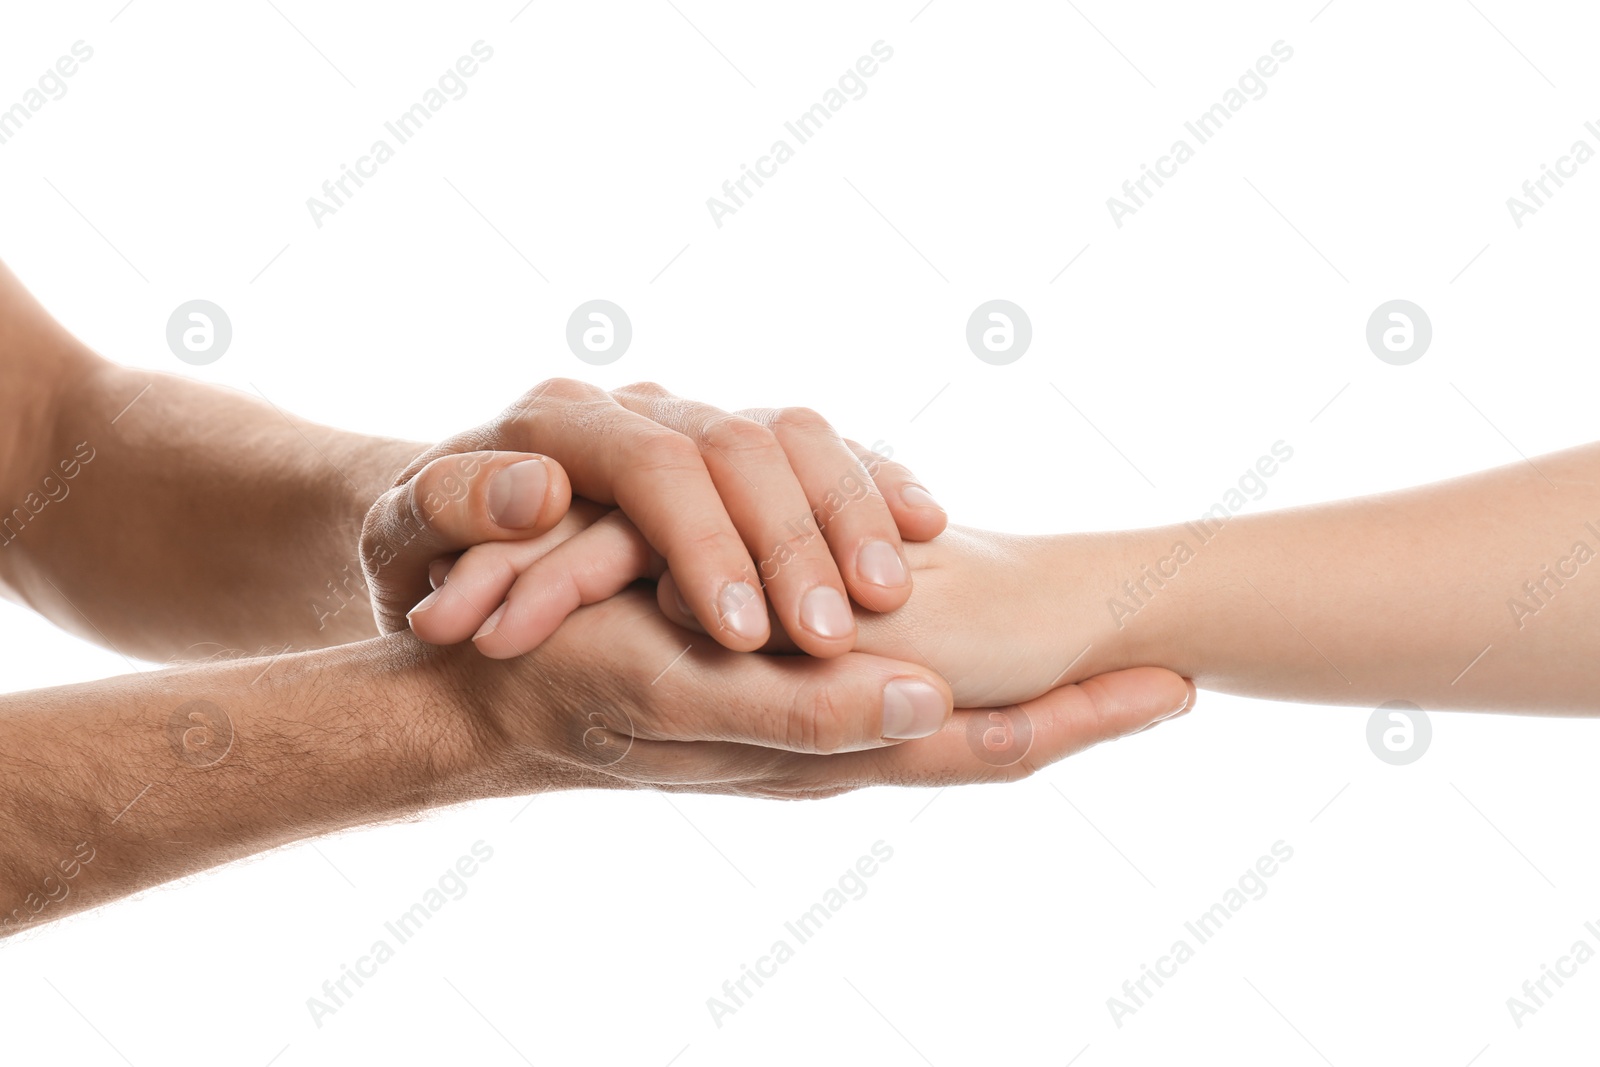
[413,502,1163,713]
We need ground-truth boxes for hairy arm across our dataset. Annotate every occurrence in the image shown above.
[0,580,1189,937]
[0,636,452,937]
[0,260,424,658]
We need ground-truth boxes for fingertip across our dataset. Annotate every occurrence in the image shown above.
[892,484,948,540]
[849,540,913,612]
[428,556,456,590]
[471,606,529,659]
[656,572,704,632]
[880,672,952,741]
[405,587,443,632]
[792,584,857,657]
[486,454,569,534]
[708,579,770,650]
[537,455,574,533]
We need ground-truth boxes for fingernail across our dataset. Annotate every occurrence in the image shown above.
[1158,687,1194,722]
[881,678,946,739]
[407,587,442,623]
[717,581,767,641]
[856,540,908,588]
[1139,688,1193,733]
[901,484,942,510]
[799,586,853,640]
[488,459,548,529]
[472,604,507,642]
[428,558,453,590]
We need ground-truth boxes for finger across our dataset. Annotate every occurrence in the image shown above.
[613,386,856,657]
[481,380,774,652]
[428,555,459,590]
[408,499,614,645]
[362,450,571,632]
[845,439,947,543]
[472,512,657,658]
[735,407,912,614]
[596,671,1194,794]
[640,643,954,753]
[656,569,809,655]
[788,667,1194,789]
[654,569,703,633]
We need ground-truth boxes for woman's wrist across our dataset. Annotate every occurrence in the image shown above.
[1033,524,1197,683]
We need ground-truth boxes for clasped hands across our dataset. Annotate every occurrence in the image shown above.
[357,380,1193,802]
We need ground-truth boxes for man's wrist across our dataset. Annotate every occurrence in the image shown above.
[377,632,592,805]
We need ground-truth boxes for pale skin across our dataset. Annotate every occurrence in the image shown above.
[421,439,1600,714]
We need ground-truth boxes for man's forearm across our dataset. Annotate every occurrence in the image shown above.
[0,634,476,936]
[0,263,425,657]
[1098,443,1600,712]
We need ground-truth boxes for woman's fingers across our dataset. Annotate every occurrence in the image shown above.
[471,511,658,658]
[406,498,613,644]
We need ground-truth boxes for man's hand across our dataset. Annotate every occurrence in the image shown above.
[424,586,1193,799]
[0,582,1190,936]
[363,380,947,657]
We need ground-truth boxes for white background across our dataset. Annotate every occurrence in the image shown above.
[3,0,1600,1063]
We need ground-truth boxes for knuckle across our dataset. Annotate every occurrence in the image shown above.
[357,497,392,565]
[616,380,670,399]
[787,681,854,755]
[529,377,594,403]
[621,429,703,477]
[414,455,478,518]
[771,405,830,436]
[680,525,746,562]
[359,488,413,573]
[994,758,1039,785]
[697,414,777,457]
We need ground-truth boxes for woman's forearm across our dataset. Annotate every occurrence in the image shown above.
[1102,442,1600,712]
